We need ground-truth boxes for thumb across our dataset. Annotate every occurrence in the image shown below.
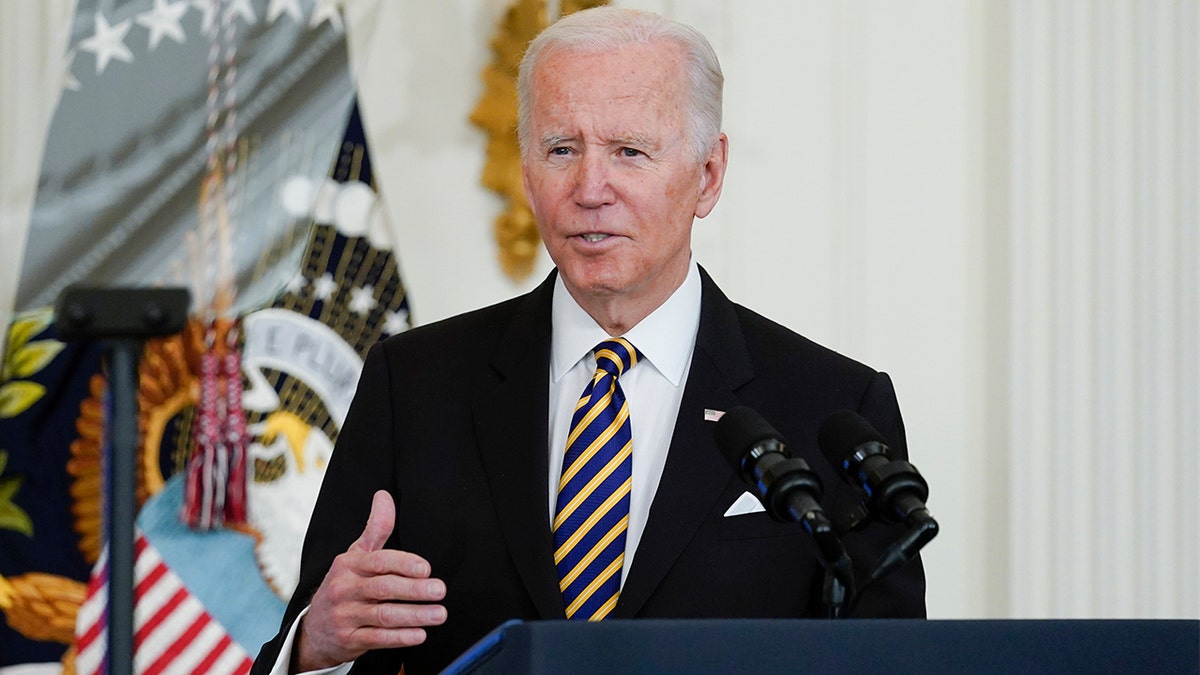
[350,489,395,553]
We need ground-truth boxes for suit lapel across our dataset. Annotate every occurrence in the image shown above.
[470,272,565,619]
[614,269,754,617]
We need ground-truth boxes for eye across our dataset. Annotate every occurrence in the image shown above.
[620,147,643,158]
[550,146,572,156]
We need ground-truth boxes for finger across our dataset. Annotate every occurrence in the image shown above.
[350,489,395,553]
[361,572,446,603]
[368,602,448,631]
[358,549,437,580]
[345,624,440,652]
[355,627,429,651]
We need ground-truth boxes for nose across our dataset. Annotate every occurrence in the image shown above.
[573,150,615,208]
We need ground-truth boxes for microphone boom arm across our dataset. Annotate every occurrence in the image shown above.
[846,509,938,615]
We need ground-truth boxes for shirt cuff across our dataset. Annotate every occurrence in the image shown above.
[264,606,355,675]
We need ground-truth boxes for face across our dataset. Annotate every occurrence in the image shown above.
[522,40,728,326]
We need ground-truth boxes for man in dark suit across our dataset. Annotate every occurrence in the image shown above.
[253,7,924,675]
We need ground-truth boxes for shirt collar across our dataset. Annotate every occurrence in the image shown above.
[550,260,702,387]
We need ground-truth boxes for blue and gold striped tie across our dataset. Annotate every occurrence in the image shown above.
[553,338,640,620]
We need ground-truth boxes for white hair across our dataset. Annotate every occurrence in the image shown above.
[517,6,724,161]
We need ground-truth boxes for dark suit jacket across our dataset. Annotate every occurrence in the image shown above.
[252,268,925,674]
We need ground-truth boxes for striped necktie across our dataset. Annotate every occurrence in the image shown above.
[553,338,641,620]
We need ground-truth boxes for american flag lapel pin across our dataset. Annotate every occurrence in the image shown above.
[704,409,725,422]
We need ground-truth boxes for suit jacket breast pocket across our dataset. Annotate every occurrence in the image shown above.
[716,509,808,540]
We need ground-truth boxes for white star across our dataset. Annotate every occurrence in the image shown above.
[266,0,303,24]
[284,273,306,295]
[136,0,189,50]
[309,0,344,31]
[348,286,378,315]
[382,309,410,336]
[192,0,220,36]
[224,0,258,26]
[313,273,338,301]
[78,13,135,75]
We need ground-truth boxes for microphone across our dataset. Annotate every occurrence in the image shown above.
[817,410,932,528]
[818,410,938,592]
[714,406,826,529]
[715,406,855,617]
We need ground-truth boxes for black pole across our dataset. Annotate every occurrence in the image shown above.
[55,286,190,675]
[106,338,140,675]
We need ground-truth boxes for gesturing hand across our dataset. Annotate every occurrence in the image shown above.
[296,490,447,671]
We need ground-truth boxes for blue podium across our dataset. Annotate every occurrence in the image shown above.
[443,618,1199,674]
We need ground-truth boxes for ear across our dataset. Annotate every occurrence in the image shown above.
[694,133,728,219]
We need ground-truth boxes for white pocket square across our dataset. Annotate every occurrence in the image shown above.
[723,491,766,517]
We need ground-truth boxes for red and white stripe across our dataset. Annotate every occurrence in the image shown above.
[74,532,253,675]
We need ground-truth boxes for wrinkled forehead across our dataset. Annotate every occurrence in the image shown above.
[532,39,687,90]
[529,42,688,112]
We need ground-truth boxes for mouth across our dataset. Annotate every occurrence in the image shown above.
[579,233,611,243]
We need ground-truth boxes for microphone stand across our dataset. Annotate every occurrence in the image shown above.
[864,511,938,588]
[843,510,938,616]
[55,287,190,675]
[801,511,855,619]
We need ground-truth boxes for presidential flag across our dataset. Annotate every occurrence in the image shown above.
[1,1,411,672]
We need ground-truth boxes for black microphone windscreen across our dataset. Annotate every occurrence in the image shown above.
[713,406,785,467]
[817,409,888,465]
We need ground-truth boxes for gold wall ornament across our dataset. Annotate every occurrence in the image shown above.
[470,0,609,281]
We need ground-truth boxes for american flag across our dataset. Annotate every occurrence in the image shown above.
[73,531,253,675]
